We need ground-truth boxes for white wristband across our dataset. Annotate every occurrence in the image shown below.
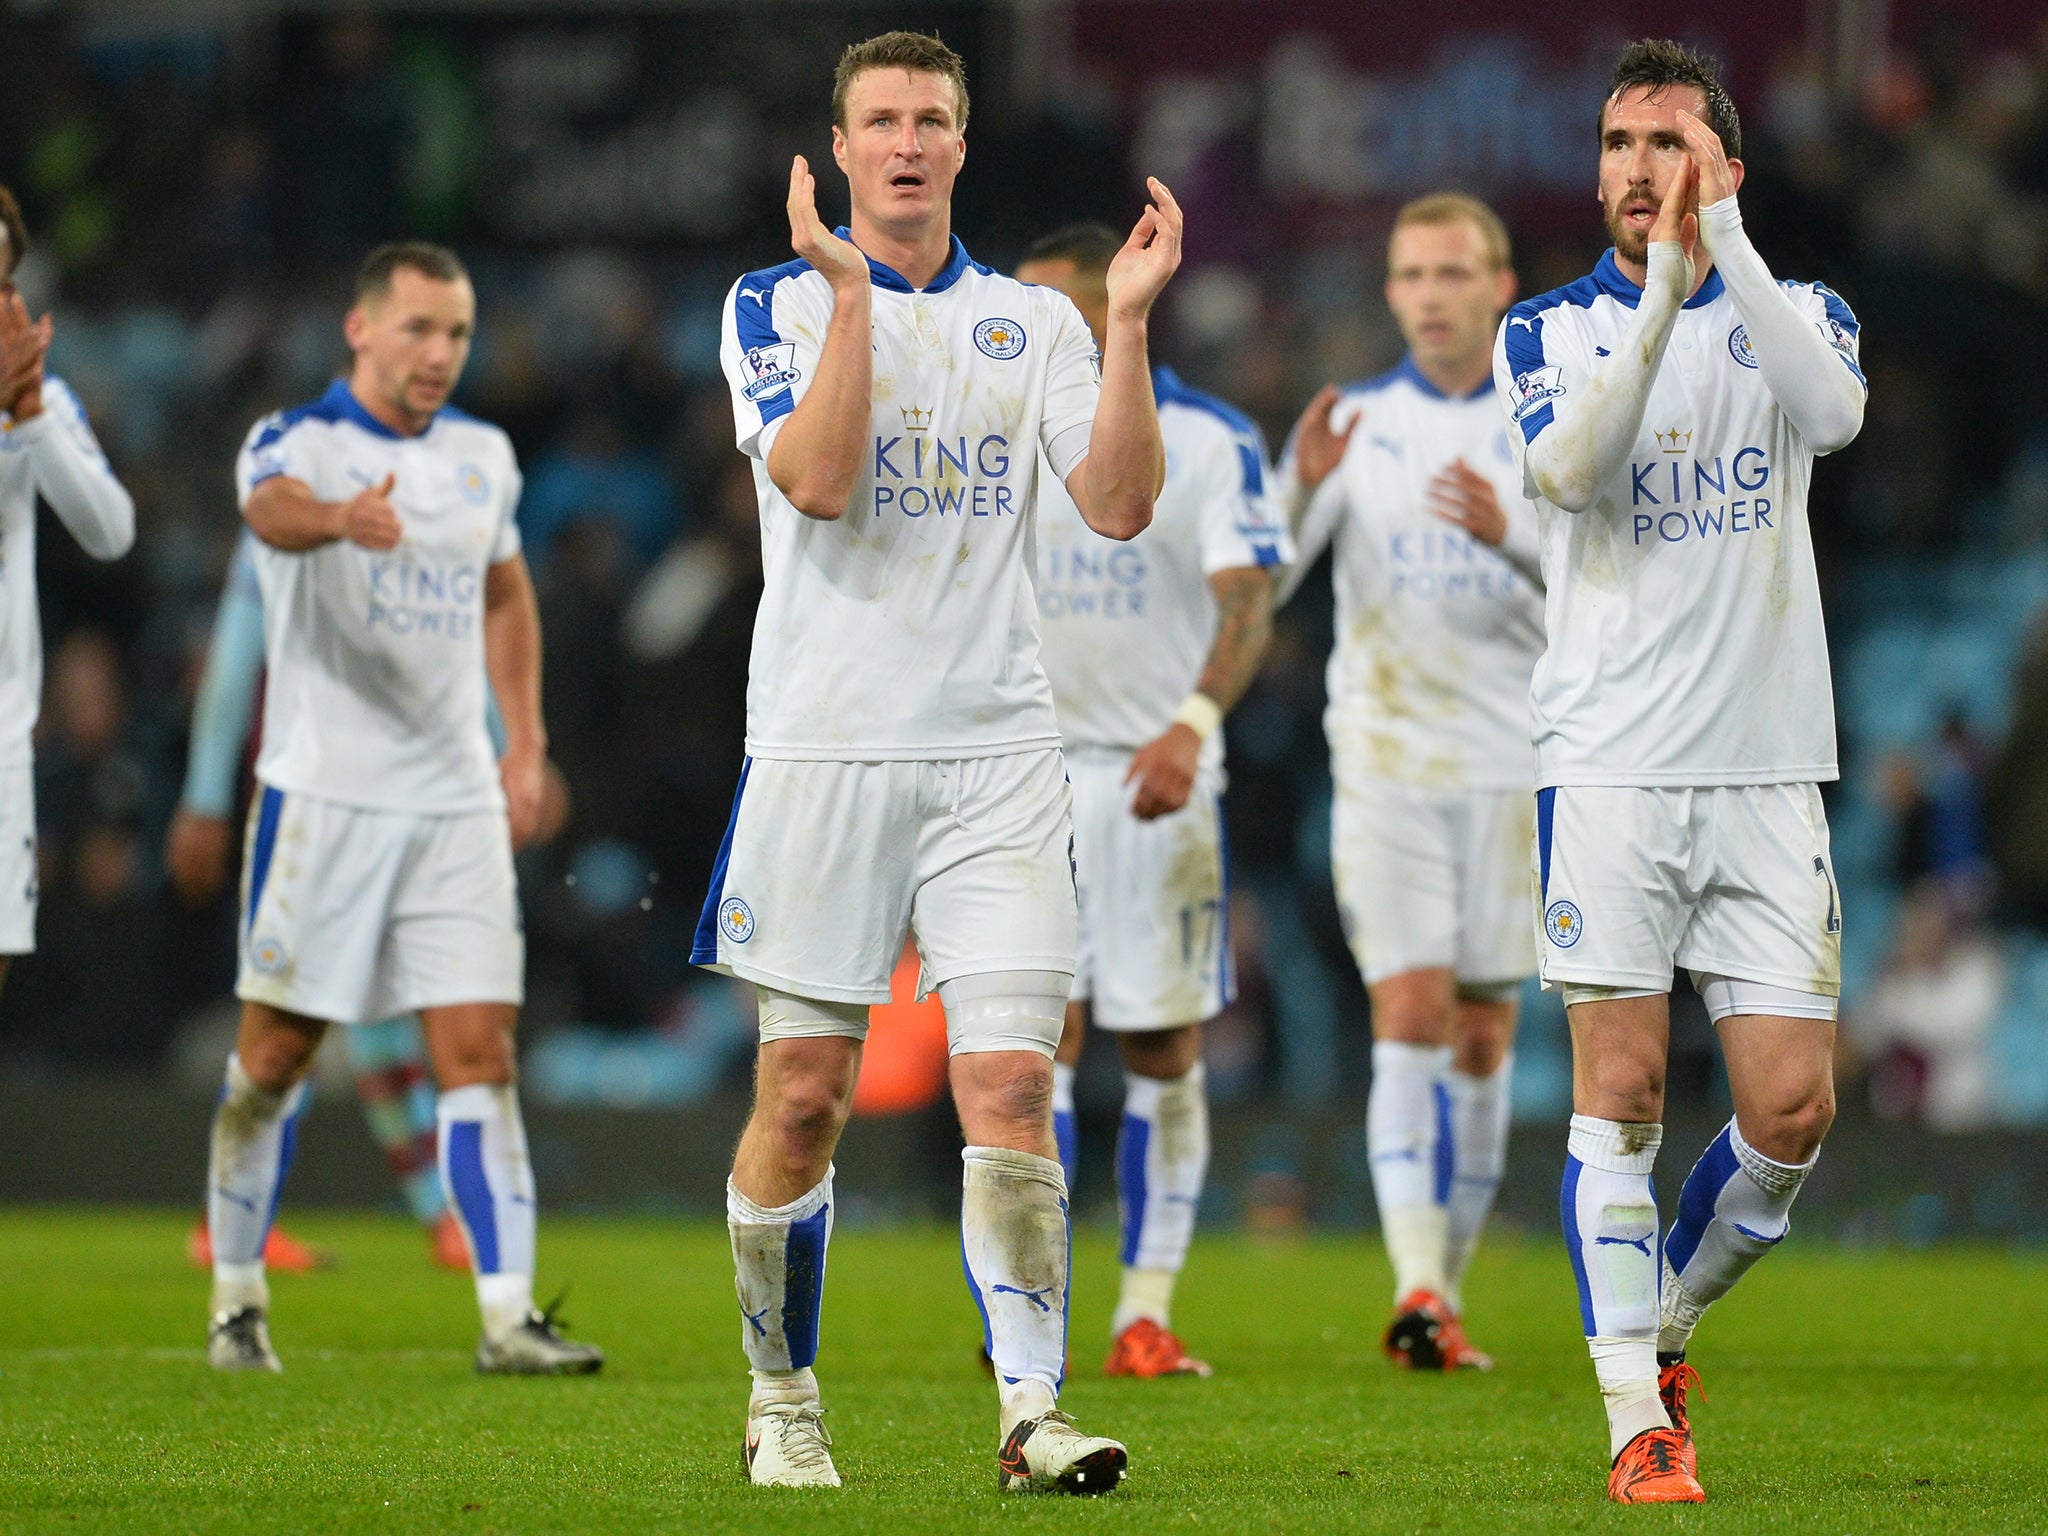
[1172,692,1223,741]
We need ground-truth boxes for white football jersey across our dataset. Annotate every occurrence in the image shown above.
[0,377,135,760]
[1293,358,1545,792]
[1495,252,1859,789]
[720,232,1100,761]
[1036,366,1288,770]
[233,380,523,814]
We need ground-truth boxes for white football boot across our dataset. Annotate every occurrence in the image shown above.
[745,1402,841,1488]
[997,1410,1128,1494]
[207,1306,282,1372]
[475,1307,604,1375]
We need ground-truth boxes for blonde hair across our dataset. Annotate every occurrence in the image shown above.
[1390,193,1511,271]
[833,31,969,131]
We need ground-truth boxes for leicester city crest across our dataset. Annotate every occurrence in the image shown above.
[1728,325,1758,368]
[1544,899,1583,948]
[719,897,755,944]
[974,317,1026,360]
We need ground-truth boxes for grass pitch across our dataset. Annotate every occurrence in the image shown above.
[0,1211,2040,1534]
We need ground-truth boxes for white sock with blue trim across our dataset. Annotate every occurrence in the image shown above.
[207,1053,306,1314]
[437,1083,537,1338]
[1563,1114,1669,1458]
[1367,1041,1451,1302]
[961,1146,1068,1434]
[1659,1118,1812,1358]
[1051,1062,1079,1187]
[1442,1055,1513,1313]
[1112,1064,1207,1336]
[729,1170,832,1412]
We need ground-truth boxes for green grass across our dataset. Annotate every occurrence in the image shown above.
[0,1211,2040,1534]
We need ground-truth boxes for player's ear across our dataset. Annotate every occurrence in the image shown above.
[342,304,368,351]
[831,125,848,176]
[1495,266,1518,309]
[1727,157,1745,196]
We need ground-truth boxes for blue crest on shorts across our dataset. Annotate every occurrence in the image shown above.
[1545,899,1583,948]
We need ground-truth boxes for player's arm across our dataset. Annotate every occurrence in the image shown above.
[762,156,873,521]
[1066,178,1184,541]
[1271,386,1355,604]
[244,472,401,552]
[165,545,267,904]
[0,298,135,561]
[1513,165,1696,514]
[1678,110,1864,454]
[484,552,547,850]
[1125,567,1273,822]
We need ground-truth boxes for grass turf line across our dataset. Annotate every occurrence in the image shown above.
[0,1210,2040,1534]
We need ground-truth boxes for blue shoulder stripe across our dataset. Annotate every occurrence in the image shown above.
[1153,366,1268,495]
[732,258,812,428]
[249,391,347,455]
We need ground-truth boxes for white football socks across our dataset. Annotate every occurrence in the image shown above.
[206,1053,306,1314]
[961,1146,1069,1433]
[1050,1060,1079,1189]
[1442,1054,1513,1312]
[1367,1041,1451,1301]
[728,1171,833,1411]
[1563,1114,1669,1458]
[1112,1064,1208,1336]
[437,1083,538,1339]
[1659,1118,1813,1357]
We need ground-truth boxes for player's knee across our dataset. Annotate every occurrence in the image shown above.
[759,1072,853,1153]
[1120,1024,1200,1079]
[1585,1058,1663,1123]
[1763,1088,1834,1162]
[955,1054,1053,1137]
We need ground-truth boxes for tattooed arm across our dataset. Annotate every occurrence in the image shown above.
[1125,566,1275,820]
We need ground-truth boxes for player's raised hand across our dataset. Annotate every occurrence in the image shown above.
[1125,721,1201,820]
[1648,153,1698,287]
[787,155,868,294]
[1425,459,1509,547]
[0,290,52,421]
[1105,177,1184,323]
[1290,385,1356,491]
[342,472,403,551]
[1674,110,1739,209]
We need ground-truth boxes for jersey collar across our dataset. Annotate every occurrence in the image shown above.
[836,227,974,294]
[1395,353,1494,401]
[324,378,434,440]
[1592,248,1726,311]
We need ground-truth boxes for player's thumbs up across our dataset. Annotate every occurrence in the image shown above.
[375,472,397,498]
[345,472,403,551]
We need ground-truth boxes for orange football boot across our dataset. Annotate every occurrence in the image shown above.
[1382,1288,1452,1370]
[1658,1360,1704,1477]
[431,1210,472,1271]
[1436,1311,1495,1372]
[187,1221,331,1273]
[1608,1426,1705,1504]
[1104,1318,1213,1378]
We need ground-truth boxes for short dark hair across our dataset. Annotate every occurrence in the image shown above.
[833,30,969,132]
[1603,38,1741,161]
[354,241,469,306]
[1019,222,1122,279]
[0,184,28,281]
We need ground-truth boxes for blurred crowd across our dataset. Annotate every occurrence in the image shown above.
[4,6,2048,1131]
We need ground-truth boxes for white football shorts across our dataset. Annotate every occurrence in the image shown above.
[0,759,36,955]
[1332,771,1537,990]
[1067,749,1233,1031]
[1535,782,1842,1004]
[692,750,1078,1007]
[236,785,524,1024]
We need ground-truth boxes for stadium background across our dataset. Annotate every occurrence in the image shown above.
[0,0,2044,1240]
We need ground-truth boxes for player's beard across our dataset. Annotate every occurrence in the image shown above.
[1604,182,1654,266]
